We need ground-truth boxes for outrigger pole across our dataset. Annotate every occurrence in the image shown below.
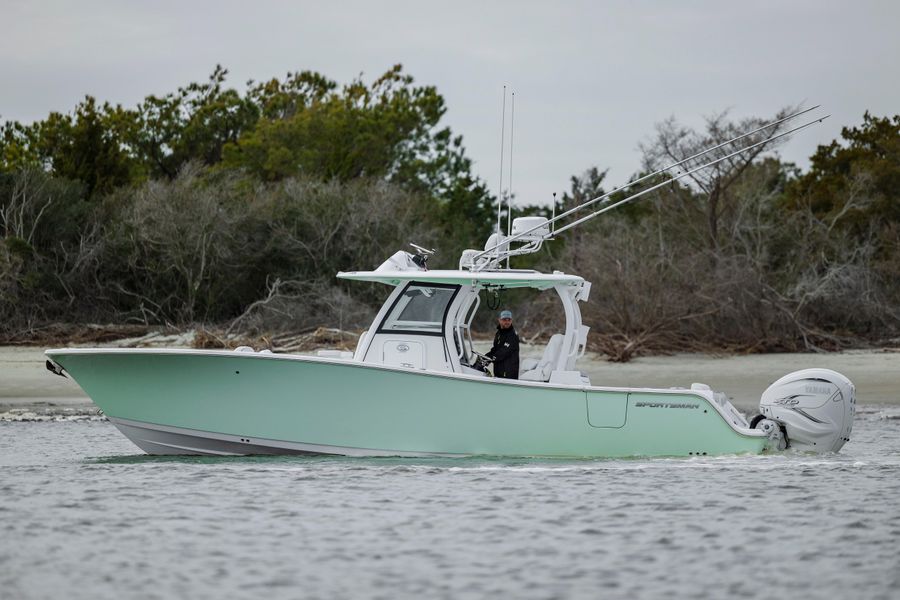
[472,106,826,268]
[549,114,828,238]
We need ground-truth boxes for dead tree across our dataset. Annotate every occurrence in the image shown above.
[641,106,800,252]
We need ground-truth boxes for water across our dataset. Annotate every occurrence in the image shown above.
[2,408,899,600]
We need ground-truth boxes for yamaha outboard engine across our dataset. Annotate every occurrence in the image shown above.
[756,368,855,452]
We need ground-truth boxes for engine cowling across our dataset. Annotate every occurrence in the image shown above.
[758,368,855,453]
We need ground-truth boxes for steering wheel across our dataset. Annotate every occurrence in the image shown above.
[470,352,494,374]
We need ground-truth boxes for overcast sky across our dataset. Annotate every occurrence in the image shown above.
[2,0,898,206]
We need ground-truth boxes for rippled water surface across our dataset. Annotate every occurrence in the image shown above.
[2,408,899,600]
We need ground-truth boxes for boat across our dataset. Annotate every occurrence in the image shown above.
[44,107,856,457]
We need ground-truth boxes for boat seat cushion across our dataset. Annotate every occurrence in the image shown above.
[519,334,564,381]
[520,357,539,372]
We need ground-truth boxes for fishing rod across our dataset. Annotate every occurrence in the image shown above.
[475,105,822,262]
[473,113,829,270]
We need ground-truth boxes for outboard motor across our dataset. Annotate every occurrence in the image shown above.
[756,368,855,453]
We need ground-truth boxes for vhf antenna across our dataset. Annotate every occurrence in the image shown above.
[495,86,507,247]
[506,92,515,268]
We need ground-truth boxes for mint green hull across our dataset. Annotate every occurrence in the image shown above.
[47,350,768,457]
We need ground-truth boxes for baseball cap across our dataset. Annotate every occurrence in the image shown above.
[499,310,513,319]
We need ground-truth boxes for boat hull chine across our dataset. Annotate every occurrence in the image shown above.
[110,417,458,457]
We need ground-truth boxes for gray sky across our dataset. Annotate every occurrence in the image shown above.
[2,0,898,206]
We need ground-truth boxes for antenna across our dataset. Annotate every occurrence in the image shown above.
[474,106,825,262]
[473,111,829,267]
[551,192,556,236]
[496,86,507,244]
[506,92,515,268]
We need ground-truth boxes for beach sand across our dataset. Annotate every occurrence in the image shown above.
[578,349,900,409]
[3,345,898,415]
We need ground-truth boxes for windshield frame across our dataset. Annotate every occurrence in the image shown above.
[375,281,461,337]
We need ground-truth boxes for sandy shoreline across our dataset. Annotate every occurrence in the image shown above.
[2,345,898,415]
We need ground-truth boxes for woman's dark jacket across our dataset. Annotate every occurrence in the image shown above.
[487,325,520,379]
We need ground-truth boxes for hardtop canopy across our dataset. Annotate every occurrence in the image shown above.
[337,269,584,290]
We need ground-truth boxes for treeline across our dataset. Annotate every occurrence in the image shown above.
[0,66,493,337]
[523,111,900,358]
[1,65,898,357]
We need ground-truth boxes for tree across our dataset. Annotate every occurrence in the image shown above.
[104,164,259,323]
[0,121,42,171]
[222,64,496,259]
[222,65,447,182]
[640,107,800,250]
[555,167,608,272]
[126,65,260,179]
[247,70,336,121]
[785,112,900,232]
[12,97,142,196]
